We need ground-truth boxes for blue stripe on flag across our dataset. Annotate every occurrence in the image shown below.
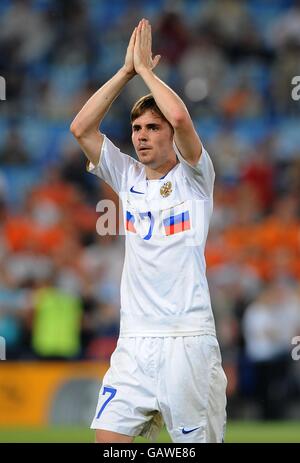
[163,211,189,227]
[126,211,134,222]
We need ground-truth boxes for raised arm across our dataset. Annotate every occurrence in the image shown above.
[134,19,202,166]
[70,28,137,166]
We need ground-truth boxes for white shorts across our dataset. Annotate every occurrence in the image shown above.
[90,335,227,443]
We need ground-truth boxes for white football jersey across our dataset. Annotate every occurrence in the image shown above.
[88,135,216,337]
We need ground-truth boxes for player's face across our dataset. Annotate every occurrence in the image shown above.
[131,110,174,169]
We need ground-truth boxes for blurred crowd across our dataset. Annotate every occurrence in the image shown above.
[1,0,300,419]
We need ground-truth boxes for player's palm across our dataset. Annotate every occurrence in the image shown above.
[134,19,160,74]
[124,27,137,76]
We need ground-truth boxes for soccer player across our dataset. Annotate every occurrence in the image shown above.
[70,18,227,443]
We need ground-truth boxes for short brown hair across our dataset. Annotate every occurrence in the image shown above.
[131,94,172,130]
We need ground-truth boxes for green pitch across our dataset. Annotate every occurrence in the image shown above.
[0,421,300,443]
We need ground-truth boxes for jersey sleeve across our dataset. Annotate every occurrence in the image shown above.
[174,142,215,198]
[87,135,139,194]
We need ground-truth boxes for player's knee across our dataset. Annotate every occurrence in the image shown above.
[95,429,133,443]
[95,430,106,443]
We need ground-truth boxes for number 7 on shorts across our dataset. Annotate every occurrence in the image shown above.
[96,386,117,419]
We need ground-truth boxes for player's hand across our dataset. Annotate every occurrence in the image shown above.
[134,19,161,75]
[123,27,137,77]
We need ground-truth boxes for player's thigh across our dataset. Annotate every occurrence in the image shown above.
[95,429,134,443]
[159,335,227,442]
[163,335,226,413]
[91,338,159,438]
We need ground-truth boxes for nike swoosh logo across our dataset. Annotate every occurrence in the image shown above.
[181,427,200,434]
[130,186,144,194]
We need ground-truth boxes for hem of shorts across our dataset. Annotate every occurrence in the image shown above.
[119,330,216,337]
[90,422,138,437]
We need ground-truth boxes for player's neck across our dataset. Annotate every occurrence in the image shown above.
[145,158,178,180]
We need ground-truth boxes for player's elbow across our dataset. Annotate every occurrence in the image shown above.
[70,120,84,139]
[171,112,189,130]
[70,120,99,141]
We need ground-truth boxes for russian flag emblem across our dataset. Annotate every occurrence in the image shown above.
[126,211,136,233]
[163,210,191,235]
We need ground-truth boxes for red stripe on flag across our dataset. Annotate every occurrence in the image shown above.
[165,220,190,235]
[126,221,136,233]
